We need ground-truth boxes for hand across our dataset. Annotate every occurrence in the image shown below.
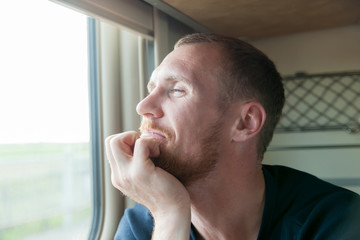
[105,131,191,239]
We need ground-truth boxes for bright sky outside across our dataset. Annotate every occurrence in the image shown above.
[0,0,89,144]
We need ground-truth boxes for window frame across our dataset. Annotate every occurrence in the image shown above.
[87,17,103,240]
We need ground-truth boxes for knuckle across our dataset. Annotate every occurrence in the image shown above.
[111,173,131,189]
[105,133,122,146]
[128,130,138,135]
[105,135,113,145]
[108,131,139,147]
[109,136,119,147]
[109,136,126,150]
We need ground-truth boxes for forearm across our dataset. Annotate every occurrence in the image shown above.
[152,207,191,240]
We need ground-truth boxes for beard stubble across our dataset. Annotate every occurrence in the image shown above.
[139,118,224,187]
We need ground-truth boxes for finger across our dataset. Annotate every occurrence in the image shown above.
[105,132,139,178]
[141,136,161,158]
[105,132,139,191]
[105,134,127,184]
[133,136,161,167]
[104,134,117,167]
[108,131,140,164]
[104,135,123,189]
[107,131,139,156]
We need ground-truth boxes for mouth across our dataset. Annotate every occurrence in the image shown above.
[141,129,168,143]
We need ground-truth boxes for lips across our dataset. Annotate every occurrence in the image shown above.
[141,129,167,143]
[139,119,171,143]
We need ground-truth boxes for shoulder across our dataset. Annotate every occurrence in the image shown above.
[114,204,154,240]
[263,164,360,213]
[263,164,354,197]
[262,165,360,239]
[293,190,360,239]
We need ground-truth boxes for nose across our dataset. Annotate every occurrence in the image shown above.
[136,92,164,119]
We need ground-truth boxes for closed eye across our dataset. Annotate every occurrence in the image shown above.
[169,88,186,97]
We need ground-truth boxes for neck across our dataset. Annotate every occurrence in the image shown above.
[187,157,265,240]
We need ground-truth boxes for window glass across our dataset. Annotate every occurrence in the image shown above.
[0,1,91,239]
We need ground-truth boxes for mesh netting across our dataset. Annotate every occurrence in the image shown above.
[276,72,360,134]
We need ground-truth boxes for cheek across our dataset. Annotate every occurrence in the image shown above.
[173,121,208,157]
[172,105,203,136]
[166,99,219,144]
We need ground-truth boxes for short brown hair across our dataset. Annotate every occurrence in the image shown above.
[175,33,285,160]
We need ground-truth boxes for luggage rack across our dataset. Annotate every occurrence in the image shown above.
[276,71,360,134]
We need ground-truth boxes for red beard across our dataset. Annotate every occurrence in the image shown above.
[138,118,223,186]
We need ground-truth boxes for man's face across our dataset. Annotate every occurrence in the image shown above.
[136,43,229,186]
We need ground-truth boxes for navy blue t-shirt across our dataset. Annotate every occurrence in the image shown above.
[114,165,360,239]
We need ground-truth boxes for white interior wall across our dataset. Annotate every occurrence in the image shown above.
[250,25,360,194]
[251,25,360,75]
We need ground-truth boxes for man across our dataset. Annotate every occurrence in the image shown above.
[105,33,360,239]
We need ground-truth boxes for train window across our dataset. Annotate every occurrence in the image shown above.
[0,1,92,239]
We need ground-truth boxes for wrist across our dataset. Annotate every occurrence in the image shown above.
[152,206,191,240]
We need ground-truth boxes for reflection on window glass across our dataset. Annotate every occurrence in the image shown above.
[0,1,91,239]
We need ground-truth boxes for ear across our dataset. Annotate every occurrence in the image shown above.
[232,102,266,142]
